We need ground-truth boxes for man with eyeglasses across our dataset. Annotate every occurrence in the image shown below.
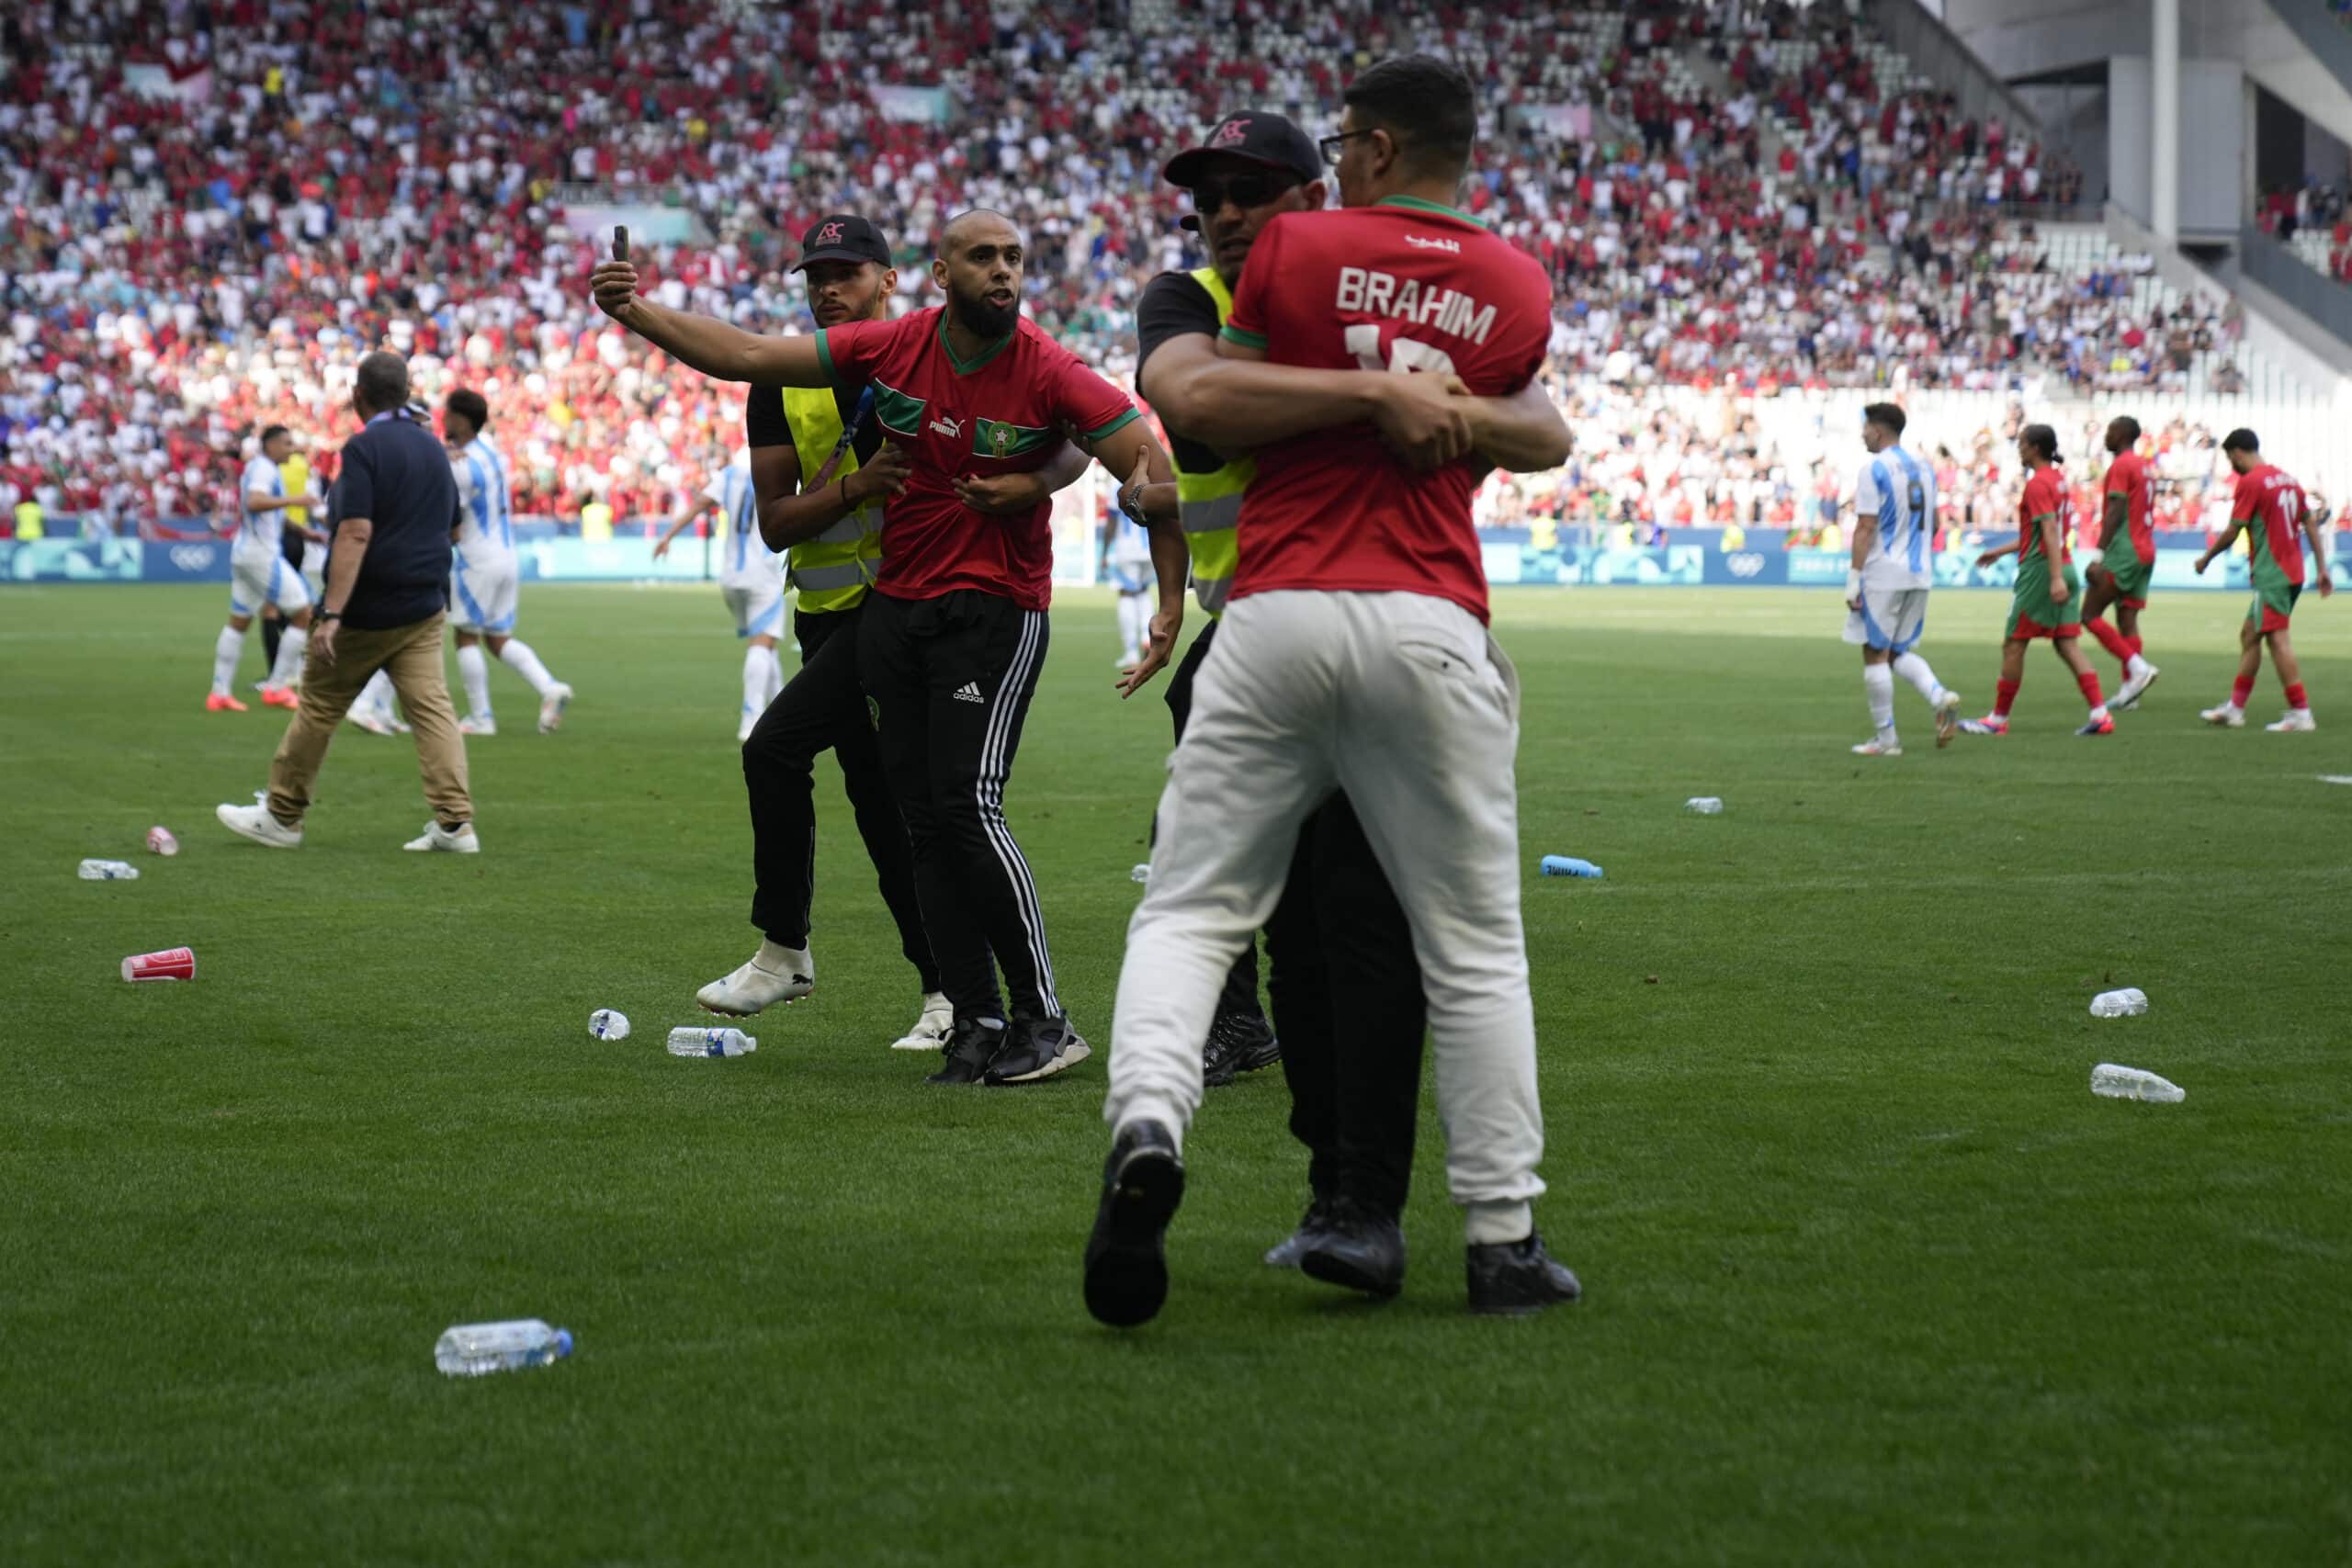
[1087,56,1580,1325]
[1130,110,1432,1295]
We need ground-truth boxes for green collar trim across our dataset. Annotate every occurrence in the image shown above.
[939,312,1015,376]
[1377,194,1476,223]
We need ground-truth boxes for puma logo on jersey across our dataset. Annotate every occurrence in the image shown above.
[929,414,965,439]
[1403,233,1462,254]
[952,681,987,704]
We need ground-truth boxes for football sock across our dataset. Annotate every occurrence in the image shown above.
[1892,651,1944,705]
[358,669,396,717]
[741,646,769,723]
[261,615,283,671]
[211,626,246,697]
[2126,635,2144,658]
[765,646,786,708]
[2232,675,2256,709]
[458,642,493,720]
[2086,616,2132,671]
[2285,682,2310,712]
[2076,670,2108,720]
[266,626,308,689]
[499,638,559,696]
[1993,678,2020,719]
[1862,662,1895,739]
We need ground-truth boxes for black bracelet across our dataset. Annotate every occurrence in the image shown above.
[316,610,342,623]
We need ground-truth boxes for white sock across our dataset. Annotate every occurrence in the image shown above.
[741,645,770,721]
[498,638,558,696]
[359,669,396,716]
[1892,651,1944,705]
[266,626,308,689]
[763,646,786,708]
[458,642,493,721]
[211,626,247,696]
[1863,662,1896,739]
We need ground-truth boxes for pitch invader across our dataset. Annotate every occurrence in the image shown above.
[1842,402,1961,755]
[2081,415,2161,710]
[1959,423,2114,737]
[2195,428,2335,731]
[208,424,322,712]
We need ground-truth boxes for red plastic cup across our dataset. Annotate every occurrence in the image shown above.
[122,947,196,983]
[147,826,179,856]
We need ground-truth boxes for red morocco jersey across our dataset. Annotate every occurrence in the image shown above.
[2102,448,2154,565]
[2018,467,2074,562]
[818,308,1139,610]
[2230,462,2309,586]
[1220,197,1554,624]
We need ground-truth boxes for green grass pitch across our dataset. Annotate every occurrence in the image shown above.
[4,582,2347,1564]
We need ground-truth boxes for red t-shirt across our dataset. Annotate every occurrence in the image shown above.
[2101,448,2154,566]
[818,309,1138,609]
[2018,466,2074,563]
[2231,463,2309,585]
[1221,197,1553,623]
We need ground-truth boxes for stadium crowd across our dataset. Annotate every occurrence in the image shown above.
[0,0,2266,541]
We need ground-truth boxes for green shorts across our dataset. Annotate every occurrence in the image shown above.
[2247,580,2302,635]
[2098,549,2152,607]
[2007,558,2083,640]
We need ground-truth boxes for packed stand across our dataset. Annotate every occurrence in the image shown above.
[0,0,2252,537]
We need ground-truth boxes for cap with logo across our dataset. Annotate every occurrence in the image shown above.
[793,214,891,272]
[1161,112,1322,231]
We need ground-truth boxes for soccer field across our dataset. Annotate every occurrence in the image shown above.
[5,582,2347,1564]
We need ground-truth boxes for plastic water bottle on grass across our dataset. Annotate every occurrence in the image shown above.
[435,1319,573,1376]
[667,1026,756,1058]
[78,859,140,880]
[1541,855,1603,879]
[2088,988,2149,1018]
[2090,1064,2184,1103]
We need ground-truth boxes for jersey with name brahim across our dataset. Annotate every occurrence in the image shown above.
[818,309,1137,610]
[1220,197,1552,625]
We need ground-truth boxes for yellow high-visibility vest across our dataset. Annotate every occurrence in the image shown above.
[780,387,885,614]
[1174,265,1252,618]
[280,454,311,527]
[13,499,42,540]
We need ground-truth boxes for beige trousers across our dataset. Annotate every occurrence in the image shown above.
[266,612,472,830]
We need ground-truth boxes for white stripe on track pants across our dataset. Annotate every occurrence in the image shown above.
[1104,589,1547,1244]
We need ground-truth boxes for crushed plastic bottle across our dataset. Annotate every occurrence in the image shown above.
[1540,855,1603,879]
[667,1026,756,1058]
[1130,863,1151,884]
[589,1009,630,1041]
[2090,1063,2184,1103]
[435,1319,574,1376]
[2088,987,2149,1018]
[1684,797,1724,815]
[78,859,140,880]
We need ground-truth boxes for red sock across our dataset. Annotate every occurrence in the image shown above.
[2125,635,2144,658]
[2285,682,2309,711]
[2086,616,2132,668]
[2076,670,2106,711]
[2232,675,2256,709]
[1994,678,2020,718]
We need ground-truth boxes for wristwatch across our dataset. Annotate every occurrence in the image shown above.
[1117,480,1150,528]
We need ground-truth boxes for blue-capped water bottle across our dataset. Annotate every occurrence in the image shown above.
[1540,855,1603,879]
[666,1026,757,1058]
[434,1318,573,1376]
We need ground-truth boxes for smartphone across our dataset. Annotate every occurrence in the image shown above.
[613,225,628,261]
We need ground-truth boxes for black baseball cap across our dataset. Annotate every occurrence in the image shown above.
[1162,112,1321,230]
[793,214,890,272]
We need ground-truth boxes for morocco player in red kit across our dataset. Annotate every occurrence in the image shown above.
[2196,428,2334,730]
[2081,416,2161,708]
[1090,57,1582,1325]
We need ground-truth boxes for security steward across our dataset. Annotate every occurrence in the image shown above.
[1132,111,1431,1290]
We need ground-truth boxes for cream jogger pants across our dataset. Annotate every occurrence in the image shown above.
[1103,589,1547,1245]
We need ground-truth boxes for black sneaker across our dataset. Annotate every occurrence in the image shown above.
[1465,1230,1582,1316]
[925,1016,1006,1085]
[1082,1120,1185,1327]
[1299,1195,1407,1299]
[1208,1010,1281,1077]
[984,1014,1091,1085]
[1262,1196,1334,1269]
